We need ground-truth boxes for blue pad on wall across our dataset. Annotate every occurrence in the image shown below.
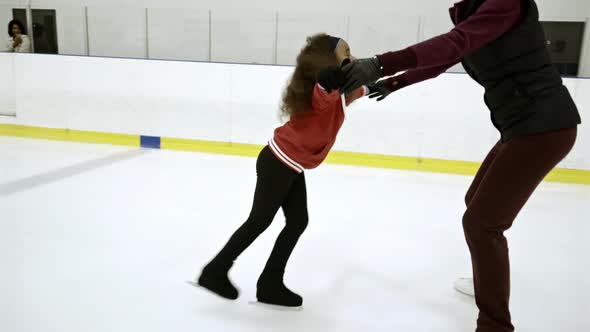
[140,135,161,149]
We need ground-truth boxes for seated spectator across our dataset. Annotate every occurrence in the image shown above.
[5,20,31,53]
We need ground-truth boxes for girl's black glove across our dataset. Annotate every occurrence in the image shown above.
[316,58,351,93]
[316,66,345,93]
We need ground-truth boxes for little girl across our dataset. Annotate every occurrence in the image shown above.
[195,33,369,308]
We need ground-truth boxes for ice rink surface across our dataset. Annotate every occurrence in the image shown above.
[1,137,589,332]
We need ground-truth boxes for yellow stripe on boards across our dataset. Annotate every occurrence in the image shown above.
[325,151,590,185]
[1,124,589,185]
[68,129,139,146]
[325,151,482,176]
[543,168,590,185]
[0,124,139,146]
[160,137,262,158]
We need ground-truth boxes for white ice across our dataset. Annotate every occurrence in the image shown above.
[1,137,589,332]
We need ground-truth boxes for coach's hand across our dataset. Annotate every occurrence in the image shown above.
[366,79,397,101]
[367,76,407,101]
[341,57,384,94]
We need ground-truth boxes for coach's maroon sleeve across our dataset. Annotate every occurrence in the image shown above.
[376,0,523,76]
[379,63,457,94]
[404,63,458,85]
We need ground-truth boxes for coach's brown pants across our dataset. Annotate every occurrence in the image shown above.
[463,127,577,332]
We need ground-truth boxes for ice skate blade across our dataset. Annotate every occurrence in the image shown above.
[453,285,475,298]
[186,280,238,301]
[453,278,475,298]
[248,300,303,311]
[454,286,475,297]
[186,280,200,288]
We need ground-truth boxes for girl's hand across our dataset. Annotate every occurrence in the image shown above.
[316,66,345,93]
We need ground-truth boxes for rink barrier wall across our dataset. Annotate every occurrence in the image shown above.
[1,54,588,182]
[1,53,589,172]
[2,124,589,185]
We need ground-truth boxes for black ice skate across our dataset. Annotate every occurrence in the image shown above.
[189,263,239,300]
[254,275,303,309]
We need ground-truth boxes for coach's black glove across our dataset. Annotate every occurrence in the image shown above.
[367,81,393,101]
[366,76,408,101]
[341,57,384,94]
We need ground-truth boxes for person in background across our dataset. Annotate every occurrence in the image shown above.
[5,19,31,53]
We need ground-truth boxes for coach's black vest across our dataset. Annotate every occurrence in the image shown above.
[459,0,581,141]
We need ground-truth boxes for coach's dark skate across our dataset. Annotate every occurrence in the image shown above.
[195,263,239,300]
